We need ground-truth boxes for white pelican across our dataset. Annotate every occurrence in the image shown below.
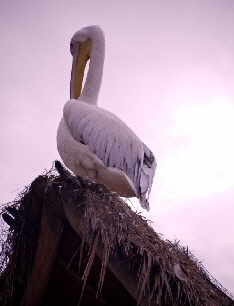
[57,25,156,210]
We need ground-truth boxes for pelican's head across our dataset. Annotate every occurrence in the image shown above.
[70,25,105,101]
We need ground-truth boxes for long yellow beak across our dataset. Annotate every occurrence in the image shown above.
[70,39,91,99]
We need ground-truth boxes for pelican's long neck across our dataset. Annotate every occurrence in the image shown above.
[79,34,105,105]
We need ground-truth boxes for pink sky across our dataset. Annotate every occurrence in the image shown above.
[1,1,234,295]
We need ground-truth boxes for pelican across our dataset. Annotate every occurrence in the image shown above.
[57,25,156,210]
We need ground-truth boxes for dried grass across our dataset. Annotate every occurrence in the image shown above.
[0,163,233,306]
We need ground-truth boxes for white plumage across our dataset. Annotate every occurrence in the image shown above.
[57,25,156,210]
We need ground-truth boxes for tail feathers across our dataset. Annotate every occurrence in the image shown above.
[139,196,150,211]
[139,144,157,211]
[139,169,150,211]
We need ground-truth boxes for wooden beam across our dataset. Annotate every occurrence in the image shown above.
[57,256,112,305]
[20,202,64,306]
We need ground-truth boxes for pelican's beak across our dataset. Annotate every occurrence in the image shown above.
[70,39,91,100]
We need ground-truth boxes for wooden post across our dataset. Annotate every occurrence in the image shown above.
[20,203,64,306]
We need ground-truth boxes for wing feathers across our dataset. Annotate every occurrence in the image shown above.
[63,100,156,210]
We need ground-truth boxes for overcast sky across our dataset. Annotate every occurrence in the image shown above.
[1,0,234,295]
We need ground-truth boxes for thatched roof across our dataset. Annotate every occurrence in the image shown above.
[0,161,233,306]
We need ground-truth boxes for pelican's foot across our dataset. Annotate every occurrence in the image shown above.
[87,169,98,181]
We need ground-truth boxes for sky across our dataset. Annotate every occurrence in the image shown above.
[1,0,234,295]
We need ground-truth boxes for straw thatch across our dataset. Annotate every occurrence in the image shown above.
[0,161,233,306]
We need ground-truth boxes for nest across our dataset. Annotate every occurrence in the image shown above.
[0,161,233,306]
